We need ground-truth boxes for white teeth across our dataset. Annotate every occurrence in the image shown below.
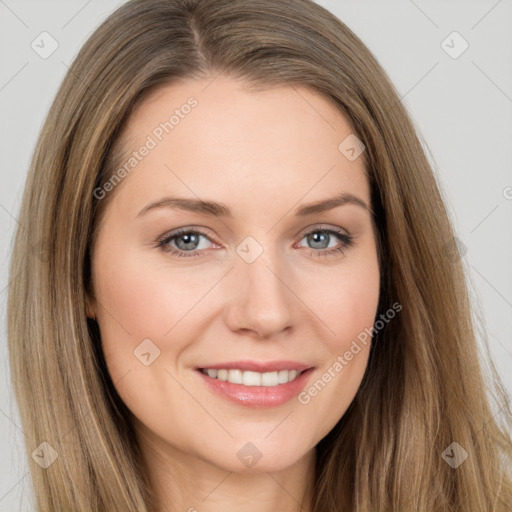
[201,368,303,386]
[278,369,289,384]
[262,372,279,386]
[243,371,261,386]
[228,369,243,384]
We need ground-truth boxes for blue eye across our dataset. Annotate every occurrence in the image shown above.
[297,228,354,257]
[156,228,213,258]
[156,227,354,259]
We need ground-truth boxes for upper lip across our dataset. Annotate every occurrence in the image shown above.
[197,360,313,373]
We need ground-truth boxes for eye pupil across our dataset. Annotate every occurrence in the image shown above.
[176,233,199,250]
[308,232,329,249]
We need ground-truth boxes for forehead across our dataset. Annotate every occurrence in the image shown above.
[108,76,370,216]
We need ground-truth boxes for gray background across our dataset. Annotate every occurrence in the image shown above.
[1,1,511,509]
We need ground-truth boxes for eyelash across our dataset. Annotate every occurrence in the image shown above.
[156,226,354,260]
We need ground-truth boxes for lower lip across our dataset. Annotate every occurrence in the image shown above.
[196,368,315,408]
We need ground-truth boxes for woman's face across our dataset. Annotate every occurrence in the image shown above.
[88,76,380,474]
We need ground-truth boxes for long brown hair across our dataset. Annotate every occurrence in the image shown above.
[7,0,512,510]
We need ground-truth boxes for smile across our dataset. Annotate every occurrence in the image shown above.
[196,366,315,408]
[199,368,304,386]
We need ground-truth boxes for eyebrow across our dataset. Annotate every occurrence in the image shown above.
[136,192,373,218]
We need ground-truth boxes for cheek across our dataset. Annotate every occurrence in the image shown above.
[91,249,175,380]
[331,273,379,344]
[309,244,380,351]
[93,247,210,343]
[296,251,379,429]
[91,250,199,426]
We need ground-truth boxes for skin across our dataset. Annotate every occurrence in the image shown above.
[87,75,380,512]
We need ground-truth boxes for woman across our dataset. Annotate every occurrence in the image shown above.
[7,0,512,510]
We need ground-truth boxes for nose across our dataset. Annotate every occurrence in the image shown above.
[224,248,293,339]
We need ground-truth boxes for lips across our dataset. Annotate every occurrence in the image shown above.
[196,360,313,373]
[194,361,316,408]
